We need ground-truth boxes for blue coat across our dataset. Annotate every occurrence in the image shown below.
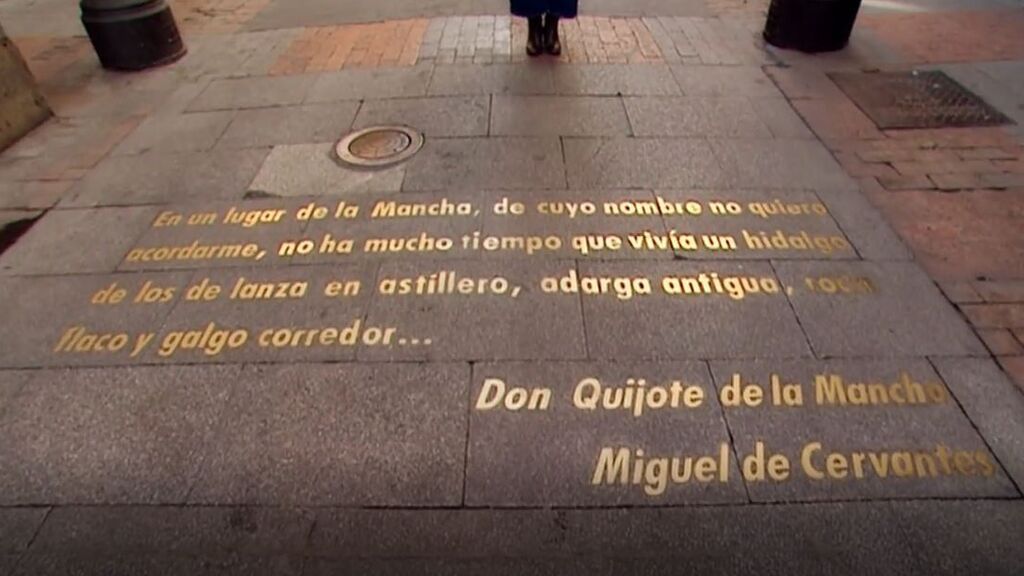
[511,0,578,17]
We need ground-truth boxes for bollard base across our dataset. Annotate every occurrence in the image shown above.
[764,0,863,53]
[81,0,186,71]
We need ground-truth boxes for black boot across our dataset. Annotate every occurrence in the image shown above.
[544,14,561,56]
[526,16,543,57]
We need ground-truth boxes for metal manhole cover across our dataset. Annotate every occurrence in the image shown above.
[336,126,424,168]
[828,70,1014,130]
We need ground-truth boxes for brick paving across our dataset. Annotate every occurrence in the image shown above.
[772,60,1024,396]
[860,9,1024,64]
[267,14,771,72]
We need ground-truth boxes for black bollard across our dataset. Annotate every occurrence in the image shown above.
[80,0,186,71]
[763,0,863,53]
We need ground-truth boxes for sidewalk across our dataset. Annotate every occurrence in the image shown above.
[0,0,1023,574]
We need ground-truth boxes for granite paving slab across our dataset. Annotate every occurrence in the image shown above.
[427,64,555,96]
[401,137,566,191]
[0,365,239,505]
[248,143,405,197]
[709,359,1017,501]
[61,149,271,207]
[306,66,433,103]
[186,75,319,112]
[353,96,490,137]
[710,138,853,190]
[31,507,314,557]
[671,66,783,98]
[0,508,48,554]
[774,261,987,357]
[466,361,745,506]
[551,65,682,96]
[0,272,191,368]
[564,137,726,189]
[652,188,857,260]
[0,207,157,276]
[490,96,632,136]
[625,97,772,138]
[152,265,377,364]
[111,112,236,156]
[358,259,587,361]
[216,104,359,149]
[186,363,468,506]
[579,260,810,359]
[932,357,1024,489]
[119,199,311,272]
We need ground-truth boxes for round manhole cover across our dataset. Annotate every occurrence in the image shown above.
[336,126,424,168]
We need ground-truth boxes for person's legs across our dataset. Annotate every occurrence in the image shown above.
[511,0,547,56]
[542,0,577,55]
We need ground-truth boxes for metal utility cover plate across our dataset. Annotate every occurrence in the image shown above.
[828,70,1013,130]
[335,125,424,168]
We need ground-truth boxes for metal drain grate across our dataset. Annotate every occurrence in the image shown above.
[828,70,1013,130]
[335,125,424,168]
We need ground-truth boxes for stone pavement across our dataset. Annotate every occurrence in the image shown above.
[0,0,1023,574]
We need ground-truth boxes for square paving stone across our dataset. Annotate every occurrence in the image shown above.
[294,191,484,265]
[466,361,745,506]
[306,66,433,102]
[249,143,405,197]
[932,357,1024,491]
[480,190,673,261]
[653,189,857,260]
[552,65,682,96]
[671,66,783,98]
[0,207,157,276]
[751,98,815,139]
[0,181,73,210]
[708,359,1017,502]
[32,506,314,557]
[309,509,566,558]
[774,261,987,357]
[427,64,555,96]
[359,259,587,361]
[625,97,772,138]
[119,199,312,272]
[153,265,376,364]
[814,180,914,261]
[490,96,632,136]
[186,75,318,112]
[187,363,469,506]
[559,503,911,567]
[0,272,191,368]
[579,260,810,360]
[889,501,1024,576]
[402,137,566,191]
[217,104,359,149]
[0,371,32,413]
[353,97,490,137]
[112,112,236,156]
[0,365,239,505]
[61,149,271,207]
[711,139,853,190]
[564,138,726,190]
[0,508,48,554]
